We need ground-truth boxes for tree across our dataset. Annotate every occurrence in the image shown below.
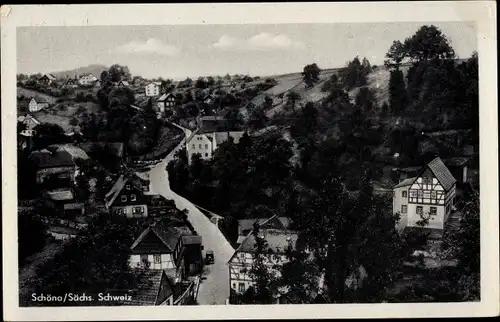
[384,40,407,69]
[18,211,48,266]
[247,223,275,304]
[195,77,207,89]
[454,185,480,300]
[109,64,131,82]
[355,87,377,113]
[286,91,301,113]
[302,63,321,88]
[249,104,268,130]
[403,25,455,63]
[388,69,408,115]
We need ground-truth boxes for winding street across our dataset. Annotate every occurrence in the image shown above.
[146,124,235,305]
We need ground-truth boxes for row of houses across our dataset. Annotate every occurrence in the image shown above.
[225,156,469,303]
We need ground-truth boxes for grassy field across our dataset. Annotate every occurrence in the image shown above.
[17,87,57,104]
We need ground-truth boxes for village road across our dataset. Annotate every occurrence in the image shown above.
[147,124,234,305]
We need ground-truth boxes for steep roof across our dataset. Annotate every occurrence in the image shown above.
[48,144,89,161]
[130,221,192,254]
[236,228,300,254]
[17,114,40,125]
[41,74,56,80]
[426,157,457,191]
[238,216,291,233]
[158,93,175,101]
[120,269,175,306]
[393,177,417,189]
[30,150,75,168]
[31,97,49,104]
[104,175,127,208]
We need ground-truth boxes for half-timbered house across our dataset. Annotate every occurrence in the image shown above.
[393,157,457,232]
[228,215,300,295]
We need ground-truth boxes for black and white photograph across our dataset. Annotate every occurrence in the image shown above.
[2,2,498,321]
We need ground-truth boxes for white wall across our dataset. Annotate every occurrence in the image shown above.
[129,254,175,270]
[187,135,213,163]
[145,84,160,97]
[113,205,148,218]
[407,204,445,229]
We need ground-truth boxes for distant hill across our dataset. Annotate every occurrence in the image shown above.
[51,64,108,79]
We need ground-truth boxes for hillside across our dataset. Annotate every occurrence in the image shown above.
[50,64,108,78]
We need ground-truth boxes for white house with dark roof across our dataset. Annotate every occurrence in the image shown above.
[17,114,40,136]
[28,97,49,112]
[393,157,457,232]
[39,74,57,86]
[186,131,245,164]
[157,93,176,114]
[145,82,161,97]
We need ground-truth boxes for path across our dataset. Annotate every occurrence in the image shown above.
[146,123,234,305]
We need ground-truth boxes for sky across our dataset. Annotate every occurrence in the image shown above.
[17,22,477,80]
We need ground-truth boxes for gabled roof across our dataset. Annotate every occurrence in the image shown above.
[120,80,130,86]
[30,97,49,104]
[158,93,175,101]
[30,150,75,168]
[118,269,175,306]
[229,215,300,263]
[17,114,40,125]
[426,157,457,191]
[238,216,291,233]
[40,74,56,80]
[393,177,417,189]
[104,175,128,208]
[48,144,89,161]
[130,222,190,253]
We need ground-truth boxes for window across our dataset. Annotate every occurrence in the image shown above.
[430,191,437,199]
[133,206,144,214]
[239,253,245,259]
[153,255,161,264]
[410,190,417,198]
[126,184,131,190]
[422,178,428,185]
[232,283,236,289]
[235,273,240,279]
[416,206,423,215]
[192,144,195,149]
[121,195,127,202]
[430,207,437,216]
[205,153,209,157]
[140,255,148,263]
[402,191,407,198]
[417,190,423,198]
[199,144,202,149]
[238,283,245,293]
[205,144,208,149]
[401,205,407,213]
[131,194,136,201]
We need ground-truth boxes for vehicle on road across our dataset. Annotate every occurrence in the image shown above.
[205,250,214,265]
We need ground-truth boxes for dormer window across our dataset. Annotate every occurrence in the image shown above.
[131,194,136,201]
[126,184,131,190]
[121,195,127,202]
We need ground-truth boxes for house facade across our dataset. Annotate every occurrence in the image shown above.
[17,114,40,136]
[129,221,202,280]
[105,175,149,218]
[39,74,56,86]
[79,74,98,86]
[393,157,457,232]
[29,149,78,186]
[145,82,161,97]
[228,215,300,295]
[28,98,49,112]
[186,131,245,164]
[157,93,176,114]
[62,78,78,88]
